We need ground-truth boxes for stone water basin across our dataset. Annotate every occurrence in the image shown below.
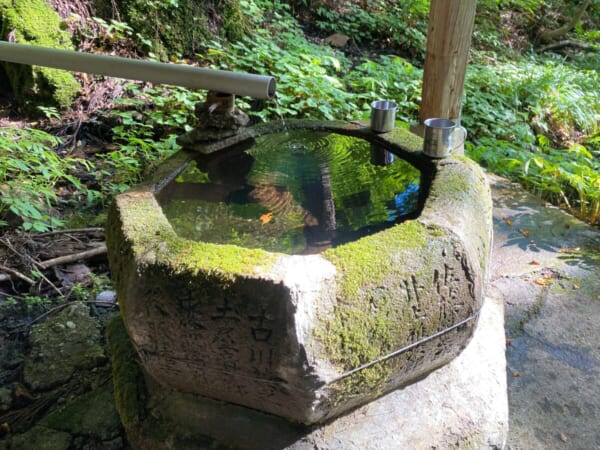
[106,120,492,425]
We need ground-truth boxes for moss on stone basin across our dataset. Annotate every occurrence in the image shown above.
[106,120,492,425]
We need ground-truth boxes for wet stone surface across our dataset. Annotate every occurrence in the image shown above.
[0,302,127,449]
[23,302,106,391]
[488,173,600,450]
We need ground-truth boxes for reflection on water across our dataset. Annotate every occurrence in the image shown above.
[157,131,422,255]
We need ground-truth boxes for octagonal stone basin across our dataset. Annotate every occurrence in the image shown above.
[106,120,492,425]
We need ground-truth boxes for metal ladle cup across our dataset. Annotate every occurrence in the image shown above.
[423,118,467,158]
[370,100,397,133]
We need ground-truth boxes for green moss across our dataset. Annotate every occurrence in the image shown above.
[222,0,251,41]
[324,221,428,297]
[0,0,80,110]
[170,240,277,276]
[41,383,121,440]
[113,190,277,277]
[23,302,106,391]
[106,315,146,427]
[9,425,72,450]
[424,155,493,274]
[318,221,443,399]
[387,126,425,153]
[111,0,216,59]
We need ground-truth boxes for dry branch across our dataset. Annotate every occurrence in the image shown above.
[0,264,34,284]
[539,0,592,43]
[37,244,107,270]
[0,244,107,283]
[540,39,598,52]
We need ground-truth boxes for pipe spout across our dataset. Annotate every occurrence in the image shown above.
[0,41,276,99]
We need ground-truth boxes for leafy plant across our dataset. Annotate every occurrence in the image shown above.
[463,53,600,224]
[0,128,97,231]
[308,0,429,59]
[96,83,201,197]
[202,32,357,121]
[344,55,422,123]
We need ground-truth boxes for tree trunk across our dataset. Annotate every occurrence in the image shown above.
[418,0,477,124]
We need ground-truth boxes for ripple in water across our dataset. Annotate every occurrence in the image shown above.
[158,131,422,255]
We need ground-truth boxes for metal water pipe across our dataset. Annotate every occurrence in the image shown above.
[0,41,276,99]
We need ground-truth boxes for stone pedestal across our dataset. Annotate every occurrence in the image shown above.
[108,295,507,449]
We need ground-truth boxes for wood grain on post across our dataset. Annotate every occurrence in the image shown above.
[419,0,477,124]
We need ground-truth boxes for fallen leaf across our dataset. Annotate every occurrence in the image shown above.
[529,259,540,265]
[534,278,547,286]
[505,219,513,226]
[573,284,580,290]
[558,247,581,254]
[521,229,530,237]
[260,212,274,225]
[512,371,521,377]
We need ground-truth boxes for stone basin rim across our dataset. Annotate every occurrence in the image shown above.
[151,119,435,196]
[134,120,472,270]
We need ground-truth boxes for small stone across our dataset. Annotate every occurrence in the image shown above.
[559,432,568,442]
[325,33,350,47]
[65,321,76,329]
[95,291,117,307]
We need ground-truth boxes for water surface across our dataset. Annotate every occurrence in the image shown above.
[158,131,421,254]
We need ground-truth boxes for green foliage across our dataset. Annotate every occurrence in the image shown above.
[6,293,51,312]
[67,273,113,303]
[97,83,199,196]
[464,56,600,139]
[203,33,357,121]
[464,55,600,224]
[308,0,429,59]
[0,127,96,231]
[468,137,599,224]
[344,55,422,123]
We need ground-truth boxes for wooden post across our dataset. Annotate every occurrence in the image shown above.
[419,0,477,124]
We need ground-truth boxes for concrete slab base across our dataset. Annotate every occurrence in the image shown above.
[118,295,508,450]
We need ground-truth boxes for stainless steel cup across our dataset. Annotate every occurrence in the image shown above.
[370,100,397,133]
[423,118,466,158]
